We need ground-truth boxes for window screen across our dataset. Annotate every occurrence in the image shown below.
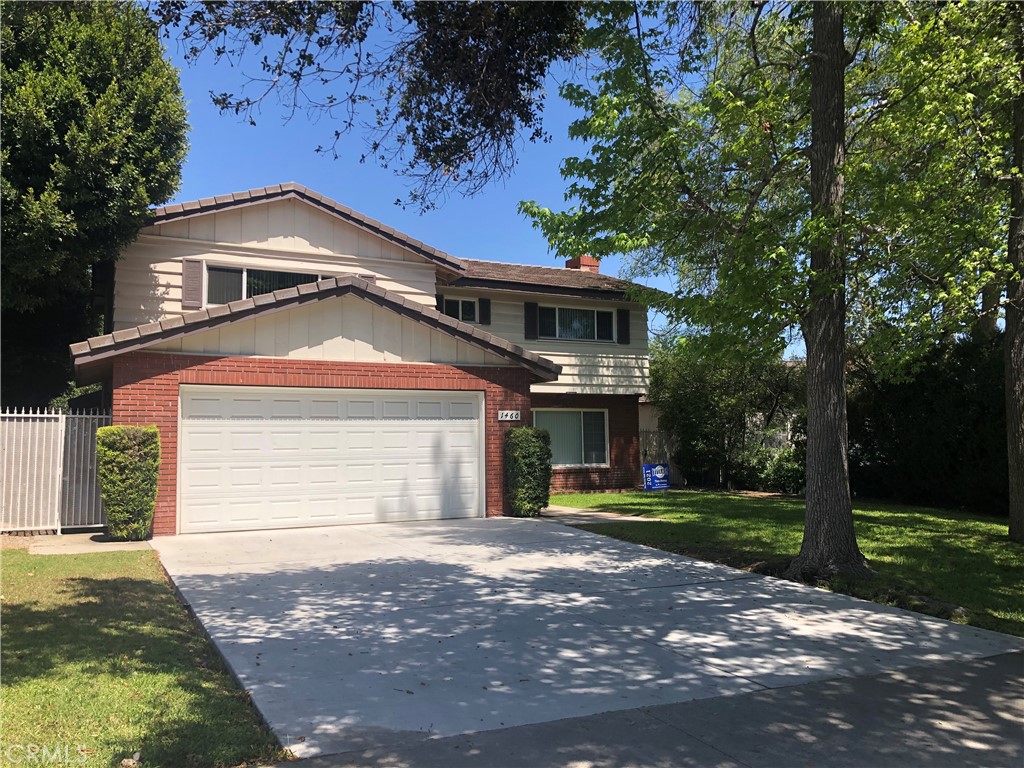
[558,308,596,340]
[207,267,243,304]
[596,311,614,341]
[246,269,319,297]
[534,410,608,465]
[538,306,557,338]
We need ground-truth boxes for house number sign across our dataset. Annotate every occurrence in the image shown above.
[497,410,521,422]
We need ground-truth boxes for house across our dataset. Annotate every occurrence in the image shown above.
[69,183,650,535]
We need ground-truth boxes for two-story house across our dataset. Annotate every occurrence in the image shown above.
[70,183,650,535]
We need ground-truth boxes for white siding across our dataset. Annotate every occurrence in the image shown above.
[112,199,441,329]
[149,294,507,366]
[440,287,650,395]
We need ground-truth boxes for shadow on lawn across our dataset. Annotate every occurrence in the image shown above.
[1,569,281,767]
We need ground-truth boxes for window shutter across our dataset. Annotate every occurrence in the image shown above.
[436,293,444,312]
[524,302,539,340]
[478,298,491,325]
[616,308,631,345]
[182,260,203,309]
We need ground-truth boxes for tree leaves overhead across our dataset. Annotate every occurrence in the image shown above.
[154,1,585,208]
[1,1,188,404]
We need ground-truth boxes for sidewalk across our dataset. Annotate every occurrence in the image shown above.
[540,504,658,526]
[25,532,151,555]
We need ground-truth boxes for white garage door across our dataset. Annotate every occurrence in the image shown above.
[178,385,483,533]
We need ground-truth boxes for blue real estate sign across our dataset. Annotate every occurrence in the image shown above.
[642,463,670,491]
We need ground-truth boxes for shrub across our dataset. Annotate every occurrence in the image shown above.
[504,427,552,517]
[761,447,806,494]
[96,425,161,540]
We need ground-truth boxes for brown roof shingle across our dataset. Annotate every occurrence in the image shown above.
[447,258,640,299]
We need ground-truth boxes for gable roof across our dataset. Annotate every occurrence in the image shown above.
[71,276,561,384]
[149,182,466,274]
[446,258,639,300]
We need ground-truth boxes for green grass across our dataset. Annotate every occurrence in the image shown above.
[553,490,1024,637]
[0,550,285,767]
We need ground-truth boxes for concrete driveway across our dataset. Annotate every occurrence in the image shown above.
[152,518,1023,762]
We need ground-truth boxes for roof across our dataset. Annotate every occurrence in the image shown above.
[447,258,640,299]
[70,276,561,384]
[149,182,466,274]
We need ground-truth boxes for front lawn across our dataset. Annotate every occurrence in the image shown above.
[552,490,1024,637]
[0,549,286,767]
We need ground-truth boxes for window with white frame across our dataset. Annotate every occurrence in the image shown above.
[538,306,614,341]
[533,409,608,466]
[443,297,477,323]
[206,266,320,305]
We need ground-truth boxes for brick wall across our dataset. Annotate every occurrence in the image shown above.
[112,352,534,535]
[530,393,641,492]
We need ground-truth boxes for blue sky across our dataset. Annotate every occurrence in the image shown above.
[166,49,639,279]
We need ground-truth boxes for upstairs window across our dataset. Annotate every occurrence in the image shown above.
[444,298,477,323]
[538,306,614,342]
[205,266,320,305]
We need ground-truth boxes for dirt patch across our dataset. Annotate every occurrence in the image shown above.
[0,535,34,550]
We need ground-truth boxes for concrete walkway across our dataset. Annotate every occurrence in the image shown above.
[26,532,152,555]
[151,518,1024,762]
[540,504,659,526]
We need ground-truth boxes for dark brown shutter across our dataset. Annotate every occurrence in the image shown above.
[436,293,444,312]
[616,308,631,345]
[524,302,539,340]
[182,259,203,309]
[478,298,491,325]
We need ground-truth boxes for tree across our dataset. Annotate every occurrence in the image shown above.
[1007,6,1024,543]
[154,1,583,209]
[1,1,188,405]
[523,2,1014,575]
[650,336,803,489]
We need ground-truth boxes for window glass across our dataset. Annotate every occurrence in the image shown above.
[538,306,557,338]
[558,308,596,340]
[247,269,319,297]
[207,267,243,304]
[444,299,461,318]
[582,411,607,463]
[596,311,614,341]
[534,411,583,465]
[460,300,476,322]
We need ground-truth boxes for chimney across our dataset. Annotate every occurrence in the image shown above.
[566,255,600,273]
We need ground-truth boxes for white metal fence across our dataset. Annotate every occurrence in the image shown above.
[1,408,112,533]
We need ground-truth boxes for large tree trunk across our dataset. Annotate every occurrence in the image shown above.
[787,2,870,579]
[1008,9,1024,544]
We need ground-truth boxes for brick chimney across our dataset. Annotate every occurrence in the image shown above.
[566,255,600,273]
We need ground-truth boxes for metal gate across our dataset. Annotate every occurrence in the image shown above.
[1,409,112,533]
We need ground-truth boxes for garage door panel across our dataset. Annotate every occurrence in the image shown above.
[179,386,483,533]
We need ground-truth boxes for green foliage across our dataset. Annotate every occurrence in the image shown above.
[762,446,807,495]
[504,426,553,517]
[848,335,1008,514]
[522,2,1013,364]
[1,1,188,404]
[155,0,582,208]
[650,336,804,488]
[96,426,161,541]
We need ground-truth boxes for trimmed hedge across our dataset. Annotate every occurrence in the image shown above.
[504,426,552,517]
[96,425,161,540]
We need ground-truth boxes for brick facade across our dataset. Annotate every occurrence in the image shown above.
[112,352,534,535]
[530,393,642,492]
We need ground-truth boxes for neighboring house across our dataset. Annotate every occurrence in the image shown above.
[70,183,650,535]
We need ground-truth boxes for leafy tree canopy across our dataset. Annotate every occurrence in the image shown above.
[521,1,1013,367]
[154,0,584,209]
[1,0,188,404]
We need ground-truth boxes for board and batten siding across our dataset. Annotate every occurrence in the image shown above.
[440,287,649,395]
[112,199,439,330]
[148,294,508,367]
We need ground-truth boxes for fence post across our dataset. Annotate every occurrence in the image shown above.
[54,410,66,535]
